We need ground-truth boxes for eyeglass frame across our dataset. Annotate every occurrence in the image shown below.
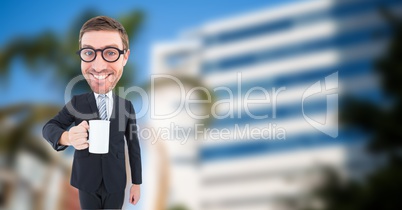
[76,47,127,63]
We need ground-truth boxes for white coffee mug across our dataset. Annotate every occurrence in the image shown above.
[88,120,110,154]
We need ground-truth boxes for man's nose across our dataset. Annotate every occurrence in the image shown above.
[91,51,107,71]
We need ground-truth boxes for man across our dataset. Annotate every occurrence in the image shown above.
[42,16,141,209]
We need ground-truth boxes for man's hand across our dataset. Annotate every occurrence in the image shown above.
[129,184,140,205]
[67,121,89,150]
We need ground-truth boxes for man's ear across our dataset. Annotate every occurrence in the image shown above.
[123,49,131,66]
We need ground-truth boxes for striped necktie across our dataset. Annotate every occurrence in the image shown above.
[98,94,107,120]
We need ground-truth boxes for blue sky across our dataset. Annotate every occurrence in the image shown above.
[0,0,294,106]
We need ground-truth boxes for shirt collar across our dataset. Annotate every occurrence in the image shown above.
[94,90,113,99]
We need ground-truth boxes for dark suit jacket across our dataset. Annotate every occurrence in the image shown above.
[42,92,142,193]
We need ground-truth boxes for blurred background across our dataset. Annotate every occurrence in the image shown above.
[1,0,402,210]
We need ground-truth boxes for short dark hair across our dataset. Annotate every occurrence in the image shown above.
[79,16,129,50]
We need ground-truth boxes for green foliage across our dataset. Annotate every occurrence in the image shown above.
[305,9,402,210]
[168,204,190,210]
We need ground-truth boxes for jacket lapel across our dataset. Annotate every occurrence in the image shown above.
[109,93,118,131]
[87,92,99,120]
[110,93,117,120]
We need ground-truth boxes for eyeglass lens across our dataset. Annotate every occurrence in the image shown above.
[80,48,121,62]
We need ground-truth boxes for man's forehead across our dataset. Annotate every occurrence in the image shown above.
[81,30,123,48]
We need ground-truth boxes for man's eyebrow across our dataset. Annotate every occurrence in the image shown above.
[82,44,94,48]
[82,44,120,49]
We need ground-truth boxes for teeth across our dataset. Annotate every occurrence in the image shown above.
[93,74,107,80]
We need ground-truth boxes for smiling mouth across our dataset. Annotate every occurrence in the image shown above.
[90,73,112,80]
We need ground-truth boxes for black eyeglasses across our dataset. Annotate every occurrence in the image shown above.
[76,47,126,63]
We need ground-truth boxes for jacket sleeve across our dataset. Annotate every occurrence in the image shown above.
[125,101,142,184]
[42,97,76,151]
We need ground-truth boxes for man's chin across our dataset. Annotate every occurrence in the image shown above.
[89,85,112,94]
